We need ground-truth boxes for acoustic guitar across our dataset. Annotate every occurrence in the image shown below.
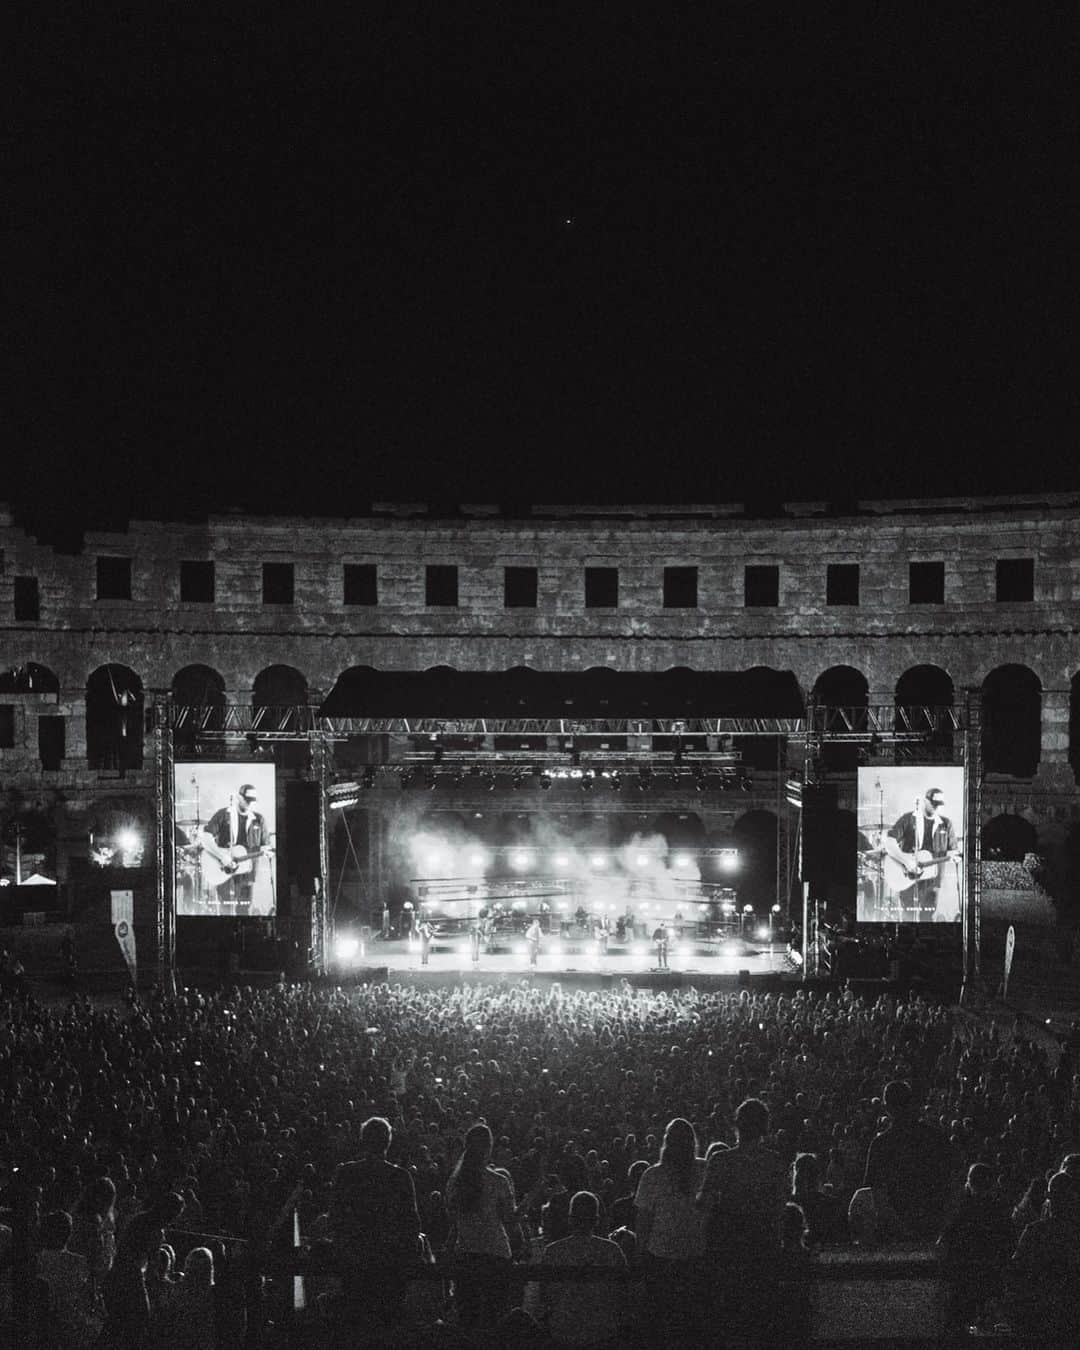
[882,847,958,896]
[199,841,275,892]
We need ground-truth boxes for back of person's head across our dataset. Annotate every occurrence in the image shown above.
[183,1246,215,1291]
[568,1190,599,1233]
[451,1123,493,1214]
[626,1159,650,1190]
[792,1152,820,1196]
[80,1176,116,1218]
[1047,1171,1080,1224]
[882,1081,913,1117]
[40,1210,73,1251]
[659,1117,698,1193]
[360,1116,392,1156]
[966,1163,994,1197]
[1061,1153,1080,1179]
[735,1098,769,1143]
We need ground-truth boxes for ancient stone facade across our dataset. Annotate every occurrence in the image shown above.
[1,494,1078,924]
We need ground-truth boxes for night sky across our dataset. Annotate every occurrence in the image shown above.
[10,10,1080,539]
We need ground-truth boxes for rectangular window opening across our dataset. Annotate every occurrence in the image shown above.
[426,565,459,607]
[663,566,698,609]
[744,564,779,608]
[262,562,295,605]
[504,566,538,608]
[344,563,378,606]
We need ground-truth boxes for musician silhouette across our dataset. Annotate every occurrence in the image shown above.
[882,787,958,920]
[198,783,272,909]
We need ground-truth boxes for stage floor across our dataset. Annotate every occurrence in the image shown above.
[351,936,796,983]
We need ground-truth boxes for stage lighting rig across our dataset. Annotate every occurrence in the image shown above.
[328,782,361,810]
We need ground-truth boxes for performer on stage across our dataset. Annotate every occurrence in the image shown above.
[198,782,274,912]
[882,787,960,921]
[470,922,481,966]
[419,919,433,966]
[653,921,670,970]
[526,917,542,967]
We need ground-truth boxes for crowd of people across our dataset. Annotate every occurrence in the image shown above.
[3,969,1080,1346]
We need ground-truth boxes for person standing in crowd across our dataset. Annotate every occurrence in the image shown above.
[936,1163,1014,1330]
[791,1152,847,1246]
[863,1079,956,1242]
[419,918,433,967]
[97,1212,165,1350]
[72,1177,118,1294]
[329,1115,420,1332]
[697,1097,786,1337]
[446,1122,515,1330]
[633,1118,707,1343]
[539,1190,626,1348]
[653,922,669,970]
[526,917,542,968]
[1007,1169,1080,1338]
[35,1210,93,1348]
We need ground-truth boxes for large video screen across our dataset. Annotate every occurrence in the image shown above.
[855,766,964,923]
[174,763,277,916]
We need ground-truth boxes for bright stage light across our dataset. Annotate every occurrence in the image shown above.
[117,828,141,854]
[756,926,771,942]
[721,851,739,872]
[424,852,444,870]
[673,854,692,869]
[510,851,532,872]
[512,899,527,911]
[467,850,487,869]
[590,854,607,869]
[722,941,741,956]
[334,936,359,961]
[556,902,568,912]
[635,853,650,868]
[554,853,570,869]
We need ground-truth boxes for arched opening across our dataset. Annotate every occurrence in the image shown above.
[982,665,1041,777]
[734,667,794,771]
[814,666,868,771]
[86,665,144,771]
[731,810,779,910]
[895,665,955,755]
[0,663,60,696]
[172,665,226,749]
[981,813,1038,861]
[252,665,309,767]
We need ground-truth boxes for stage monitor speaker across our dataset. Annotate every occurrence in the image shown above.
[286,780,320,895]
[801,783,838,884]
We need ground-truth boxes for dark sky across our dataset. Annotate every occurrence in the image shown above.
[10,9,1080,537]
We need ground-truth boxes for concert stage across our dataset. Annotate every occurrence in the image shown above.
[340,935,799,991]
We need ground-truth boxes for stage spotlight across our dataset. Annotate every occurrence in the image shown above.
[590,854,607,869]
[673,854,692,869]
[637,770,652,792]
[721,851,739,872]
[510,851,532,872]
[722,940,742,956]
[512,899,527,911]
[334,935,359,962]
[580,773,594,792]
[635,853,650,869]
[609,772,622,792]
[756,926,771,942]
[116,828,141,855]
[467,849,487,870]
[553,853,570,869]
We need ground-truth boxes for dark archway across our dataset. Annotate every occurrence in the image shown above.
[731,810,779,910]
[982,665,1040,777]
[981,814,1038,861]
[0,663,60,695]
[734,667,794,771]
[86,665,144,770]
[172,665,226,748]
[252,665,309,766]
[895,665,955,756]
[814,666,868,771]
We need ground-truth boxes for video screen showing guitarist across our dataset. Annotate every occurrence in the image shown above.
[882,787,959,920]
[198,783,274,912]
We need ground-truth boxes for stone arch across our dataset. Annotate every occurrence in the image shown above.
[0,663,60,695]
[172,664,226,745]
[981,813,1038,861]
[814,665,868,770]
[86,665,144,770]
[731,809,779,910]
[896,664,955,756]
[982,665,1041,777]
[735,666,794,770]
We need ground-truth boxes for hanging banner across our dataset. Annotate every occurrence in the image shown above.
[110,889,134,926]
[1003,924,1016,998]
[114,919,137,983]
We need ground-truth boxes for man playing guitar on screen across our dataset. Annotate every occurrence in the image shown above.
[198,782,273,908]
[882,787,959,920]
